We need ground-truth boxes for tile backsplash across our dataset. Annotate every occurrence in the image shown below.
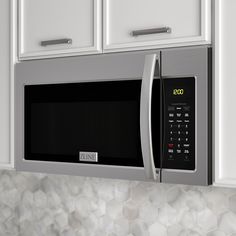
[0,170,236,236]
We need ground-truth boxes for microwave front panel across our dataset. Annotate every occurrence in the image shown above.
[160,47,212,186]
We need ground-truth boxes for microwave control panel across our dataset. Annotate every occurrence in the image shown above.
[163,77,195,170]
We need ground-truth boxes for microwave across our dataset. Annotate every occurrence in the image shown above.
[15,46,212,185]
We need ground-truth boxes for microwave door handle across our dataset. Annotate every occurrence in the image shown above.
[140,54,159,181]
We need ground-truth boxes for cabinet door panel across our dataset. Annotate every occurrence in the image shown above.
[104,0,211,52]
[19,0,101,59]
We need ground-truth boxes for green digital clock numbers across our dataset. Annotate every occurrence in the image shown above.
[173,88,184,95]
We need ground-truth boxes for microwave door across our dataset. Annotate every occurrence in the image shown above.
[140,54,161,182]
[16,52,158,181]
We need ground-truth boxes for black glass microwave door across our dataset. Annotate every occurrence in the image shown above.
[25,80,144,167]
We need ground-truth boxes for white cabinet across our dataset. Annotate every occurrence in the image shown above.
[0,0,13,168]
[19,0,211,59]
[18,0,102,60]
[214,0,236,187]
[103,0,211,52]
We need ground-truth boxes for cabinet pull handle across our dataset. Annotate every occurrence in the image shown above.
[131,27,171,37]
[40,38,72,47]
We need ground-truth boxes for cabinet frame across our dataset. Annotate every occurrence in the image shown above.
[213,0,236,188]
[103,0,211,52]
[18,0,102,60]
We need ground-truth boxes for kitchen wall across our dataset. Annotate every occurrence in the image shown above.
[0,170,236,236]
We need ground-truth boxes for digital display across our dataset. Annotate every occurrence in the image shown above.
[173,88,184,95]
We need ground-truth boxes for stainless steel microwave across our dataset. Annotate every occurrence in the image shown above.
[15,46,212,186]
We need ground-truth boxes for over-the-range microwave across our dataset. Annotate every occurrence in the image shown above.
[15,46,212,186]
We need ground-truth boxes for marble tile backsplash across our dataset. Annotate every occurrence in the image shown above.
[0,170,236,236]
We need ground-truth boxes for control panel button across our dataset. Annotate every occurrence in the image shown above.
[176,107,182,111]
[168,149,174,153]
[168,106,175,111]
[168,144,174,148]
[169,113,174,118]
[184,150,190,154]
[184,156,190,161]
[183,106,190,111]
[169,120,174,123]
[176,120,183,123]
[176,113,182,118]
[177,149,182,154]
[170,137,177,142]
[170,131,178,136]
[184,113,190,118]
[183,144,190,148]
[180,124,188,129]
[184,120,190,123]
[178,137,182,142]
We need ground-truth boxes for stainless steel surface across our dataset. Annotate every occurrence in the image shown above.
[15,52,151,182]
[40,38,72,47]
[161,47,212,186]
[140,54,159,181]
[15,46,211,185]
[131,27,171,37]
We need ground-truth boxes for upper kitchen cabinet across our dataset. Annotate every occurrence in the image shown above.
[103,0,211,52]
[18,0,102,60]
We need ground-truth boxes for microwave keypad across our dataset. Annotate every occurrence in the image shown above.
[162,78,195,170]
[167,105,191,161]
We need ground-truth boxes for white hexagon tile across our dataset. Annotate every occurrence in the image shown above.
[0,170,236,236]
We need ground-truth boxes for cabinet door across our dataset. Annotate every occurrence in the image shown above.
[103,0,211,52]
[0,0,12,167]
[214,0,236,187]
[19,0,102,60]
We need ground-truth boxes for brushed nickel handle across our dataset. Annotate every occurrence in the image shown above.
[132,27,171,37]
[140,54,160,182]
[40,38,72,47]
